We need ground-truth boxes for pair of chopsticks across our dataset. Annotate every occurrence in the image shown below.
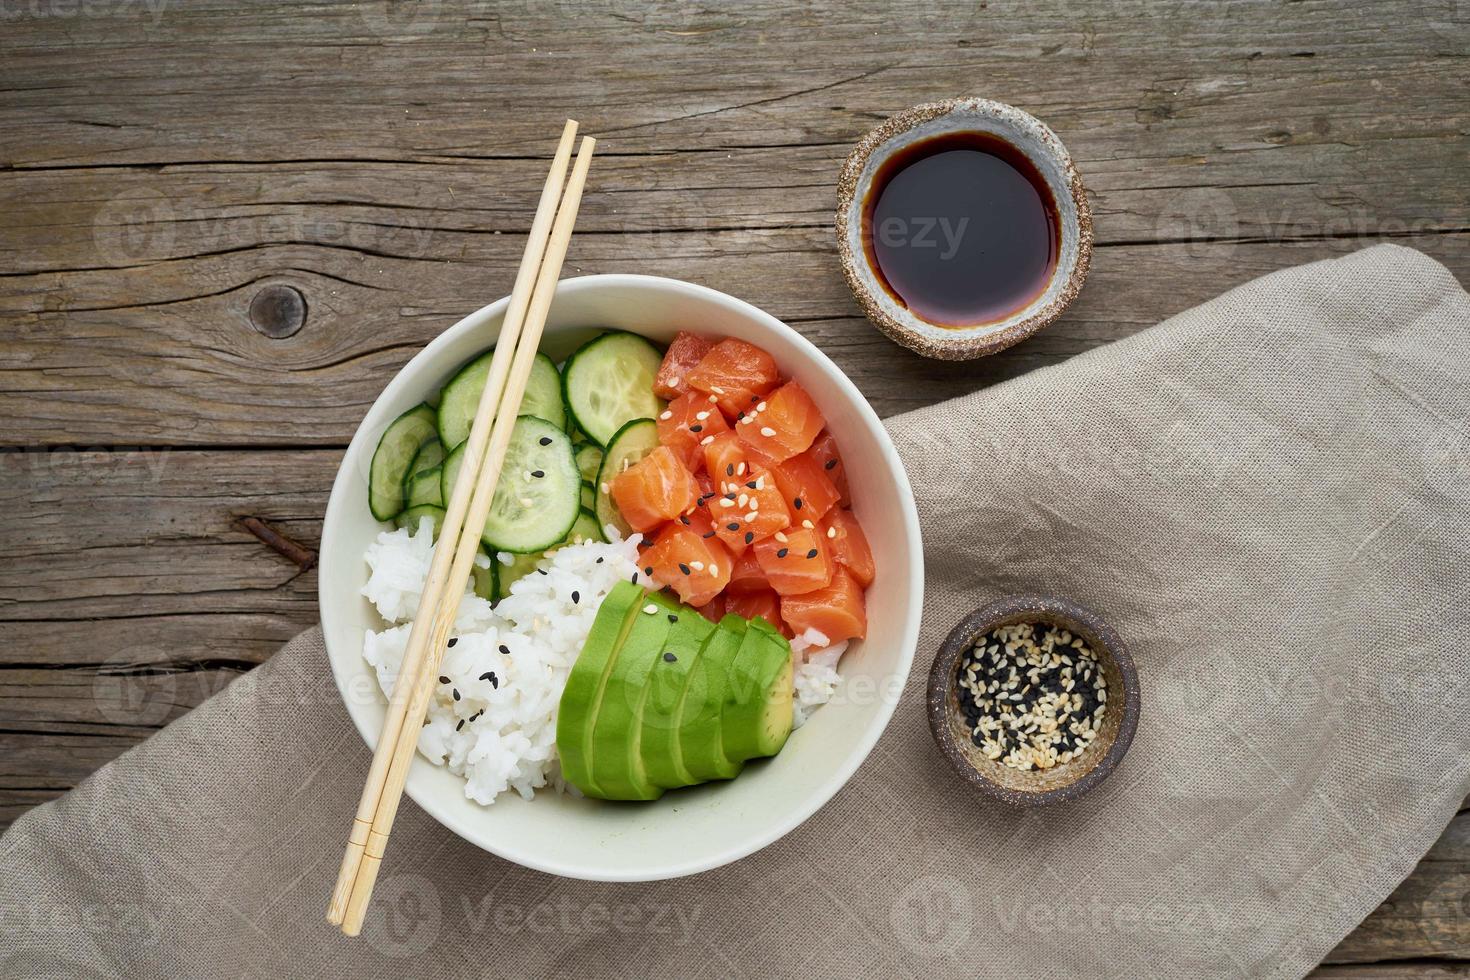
[327,120,595,937]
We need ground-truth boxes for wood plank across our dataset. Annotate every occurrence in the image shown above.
[1,230,1465,445]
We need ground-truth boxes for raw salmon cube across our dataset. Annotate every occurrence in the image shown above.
[642,525,733,607]
[736,381,824,462]
[609,445,698,533]
[820,508,874,587]
[702,430,775,485]
[709,468,789,554]
[807,431,849,505]
[725,589,791,637]
[771,451,841,521]
[657,390,730,470]
[753,526,833,596]
[725,549,769,594]
[687,338,780,417]
[698,592,727,623]
[654,331,713,400]
[781,568,866,643]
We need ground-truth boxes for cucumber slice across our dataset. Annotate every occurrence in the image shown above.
[493,551,541,601]
[404,464,443,509]
[580,483,596,511]
[406,439,445,481]
[562,332,665,446]
[369,404,437,520]
[561,507,604,546]
[393,504,445,538]
[439,416,580,553]
[437,350,566,449]
[594,418,660,540]
[574,443,604,484]
[471,551,497,602]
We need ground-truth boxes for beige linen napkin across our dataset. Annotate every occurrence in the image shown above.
[3,244,1468,979]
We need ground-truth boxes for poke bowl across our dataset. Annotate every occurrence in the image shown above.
[320,274,923,881]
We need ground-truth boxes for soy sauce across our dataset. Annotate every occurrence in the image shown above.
[862,132,1059,327]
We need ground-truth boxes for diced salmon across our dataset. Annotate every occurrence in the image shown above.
[807,431,849,505]
[770,451,841,521]
[753,526,833,596]
[781,568,867,643]
[687,339,780,417]
[642,525,733,607]
[702,430,775,486]
[725,589,791,637]
[820,508,875,587]
[698,592,727,623]
[665,499,715,539]
[725,549,769,594]
[735,381,824,462]
[609,445,698,533]
[654,331,713,400]
[657,390,730,470]
[709,468,789,554]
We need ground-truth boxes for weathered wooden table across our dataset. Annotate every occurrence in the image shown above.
[2,0,1466,972]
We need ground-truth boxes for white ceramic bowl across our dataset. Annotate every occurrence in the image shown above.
[320,274,924,881]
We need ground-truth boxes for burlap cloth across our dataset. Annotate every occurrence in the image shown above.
[3,244,1468,979]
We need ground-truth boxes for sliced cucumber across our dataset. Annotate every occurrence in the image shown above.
[369,404,437,521]
[471,551,497,602]
[404,464,443,509]
[406,439,445,481]
[574,443,604,484]
[439,416,580,553]
[562,507,604,546]
[580,483,596,511]
[493,550,541,601]
[594,418,661,540]
[437,350,565,450]
[562,332,665,446]
[394,503,445,538]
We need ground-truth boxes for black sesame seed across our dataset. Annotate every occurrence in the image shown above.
[452,688,461,701]
[457,719,465,731]
[595,557,604,564]
[538,436,552,446]
[806,548,818,558]
[794,497,804,510]
[531,469,544,478]
[824,458,837,470]
[678,562,691,575]
[479,672,494,681]
[702,531,716,539]
[662,652,677,663]
[644,566,653,576]
[750,394,759,403]
[447,637,458,648]
[745,481,757,489]
[632,572,639,584]
[487,671,499,689]
[667,614,678,623]
[679,514,690,525]
[745,531,754,544]
[777,548,788,558]
[438,675,450,685]
[690,424,703,433]
[727,523,740,532]
[498,644,509,655]
[572,590,580,604]
[726,464,735,476]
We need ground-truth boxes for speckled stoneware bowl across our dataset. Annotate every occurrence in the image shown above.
[836,99,1093,360]
[926,595,1138,806]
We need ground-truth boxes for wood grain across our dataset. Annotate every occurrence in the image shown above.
[0,0,1465,971]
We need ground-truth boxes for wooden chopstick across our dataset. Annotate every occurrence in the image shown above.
[339,133,597,937]
[327,119,579,928]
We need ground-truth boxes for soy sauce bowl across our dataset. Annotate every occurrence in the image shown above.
[836,98,1093,361]
[926,595,1139,806]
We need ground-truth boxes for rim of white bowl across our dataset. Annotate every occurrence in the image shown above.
[320,273,924,881]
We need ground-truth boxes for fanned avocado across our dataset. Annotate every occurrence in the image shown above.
[586,591,677,800]
[640,606,717,789]
[677,616,747,783]
[722,622,795,762]
[556,582,643,798]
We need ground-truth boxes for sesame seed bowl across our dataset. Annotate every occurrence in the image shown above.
[926,595,1139,806]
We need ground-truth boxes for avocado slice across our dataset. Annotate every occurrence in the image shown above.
[678,616,747,782]
[721,624,795,763]
[585,592,677,800]
[556,581,644,798]
[640,606,717,788]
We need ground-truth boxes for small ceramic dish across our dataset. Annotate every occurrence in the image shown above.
[836,98,1093,361]
[926,594,1138,805]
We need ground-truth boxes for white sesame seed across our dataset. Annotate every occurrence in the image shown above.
[708,565,718,577]
[802,519,814,529]
[695,411,710,421]
[668,376,681,388]
[827,527,837,538]
[774,531,788,543]
[520,497,534,508]
[736,462,746,476]
[719,498,734,508]
[659,410,673,421]
[707,394,718,404]
[756,401,767,412]
[600,482,609,493]
[745,510,758,521]
[643,603,657,614]
[760,426,776,437]
[700,436,714,445]
[689,560,704,571]
[710,385,725,394]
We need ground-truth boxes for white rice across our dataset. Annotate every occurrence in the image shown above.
[360,516,846,804]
